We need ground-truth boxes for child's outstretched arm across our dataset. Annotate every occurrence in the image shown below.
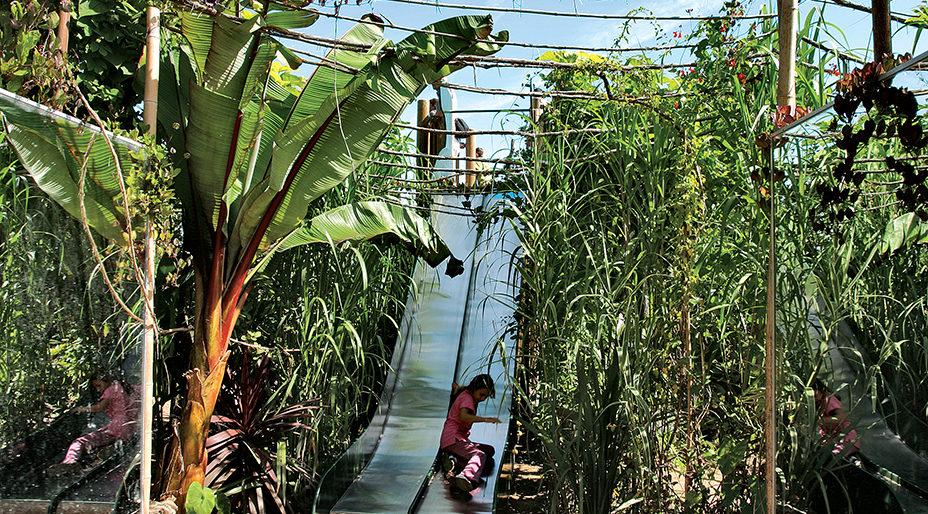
[458,408,501,424]
[74,398,111,414]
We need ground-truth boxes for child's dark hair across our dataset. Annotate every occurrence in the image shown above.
[449,374,496,406]
[467,374,495,399]
[810,378,828,393]
[89,368,132,394]
[811,377,840,402]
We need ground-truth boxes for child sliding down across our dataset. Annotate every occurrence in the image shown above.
[440,374,501,493]
[51,371,137,476]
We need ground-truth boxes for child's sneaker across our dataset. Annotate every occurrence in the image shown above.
[450,473,474,493]
[440,452,457,474]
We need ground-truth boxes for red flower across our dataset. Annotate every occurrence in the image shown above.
[674,102,680,108]
[728,59,736,67]
[738,73,746,83]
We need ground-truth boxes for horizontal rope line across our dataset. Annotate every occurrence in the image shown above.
[385,0,776,21]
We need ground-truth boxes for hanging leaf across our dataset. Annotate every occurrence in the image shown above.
[879,212,928,254]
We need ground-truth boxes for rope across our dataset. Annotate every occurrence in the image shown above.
[377,148,522,165]
[393,123,613,137]
[384,0,776,21]
[810,0,910,23]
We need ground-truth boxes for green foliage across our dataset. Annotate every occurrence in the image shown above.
[69,0,146,125]
[0,0,146,125]
[185,481,231,514]
[0,0,70,107]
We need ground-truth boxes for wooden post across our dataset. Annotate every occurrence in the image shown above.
[764,147,778,514]
[142,6,160,137]
[873,0,892,61]
[140,6,160,513]
[140,224,156,514]
[776,0,798,111]
[530,95,542,126]
[56,0,71,60]
[417,99,430,169]
[769,1,795,512]
[530,95,541,155]
[465,134,476,187]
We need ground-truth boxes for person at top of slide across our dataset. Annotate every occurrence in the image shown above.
[439,373,501,493]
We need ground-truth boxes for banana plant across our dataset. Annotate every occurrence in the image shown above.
[0,5,507,505]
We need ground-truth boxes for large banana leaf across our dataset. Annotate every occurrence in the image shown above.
[0,88,141,243]
[248,200,457,282]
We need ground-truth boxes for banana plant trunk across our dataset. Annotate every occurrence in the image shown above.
[159,248,252,503]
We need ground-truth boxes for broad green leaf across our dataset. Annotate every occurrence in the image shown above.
[263,9,319,29]
[202,16,261,101]
[0,88,139,243]
[180,12,214,79]
[186,84,239,229]
[879,212,928,254]
[185,481,218,514]
[248,201,450,282]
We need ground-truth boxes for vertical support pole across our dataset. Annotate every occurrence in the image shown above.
[436,86,456,181]
[873,0,892,61]
[776,0,798,112]
[417,99,430,169]
[140,6,160,513]
[143,6,161,137]
[764,147,777,514]
[56,0,71,61]
[141,224,156,514]
[769,3,795,512]
[530,94,542,126]
[465,134,476,187]
[530,94,541,168]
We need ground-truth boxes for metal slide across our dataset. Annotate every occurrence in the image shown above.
[810,303,928,512]
[315,194,519,513]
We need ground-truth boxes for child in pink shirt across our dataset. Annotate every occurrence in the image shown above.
[57,372,136,470]
[812,378,860,458]
[440,374,501,493]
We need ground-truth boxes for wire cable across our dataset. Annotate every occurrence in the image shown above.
[383,0,776,21]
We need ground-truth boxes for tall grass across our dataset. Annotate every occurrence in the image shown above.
[504,4,928,512]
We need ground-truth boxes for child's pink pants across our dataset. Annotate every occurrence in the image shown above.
[62,427,117,464]
[443,441,495,482]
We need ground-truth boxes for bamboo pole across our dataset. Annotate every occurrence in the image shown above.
[417,99,430,169]
[141,224,156,514]
[143,6,160,136]
[776,0,798,111]
[465,134,476,187]
[769,1,795,512]
[873,0,892,61]
[56,0,71,60]
[764,148,777,514]
[140,6,160,513]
